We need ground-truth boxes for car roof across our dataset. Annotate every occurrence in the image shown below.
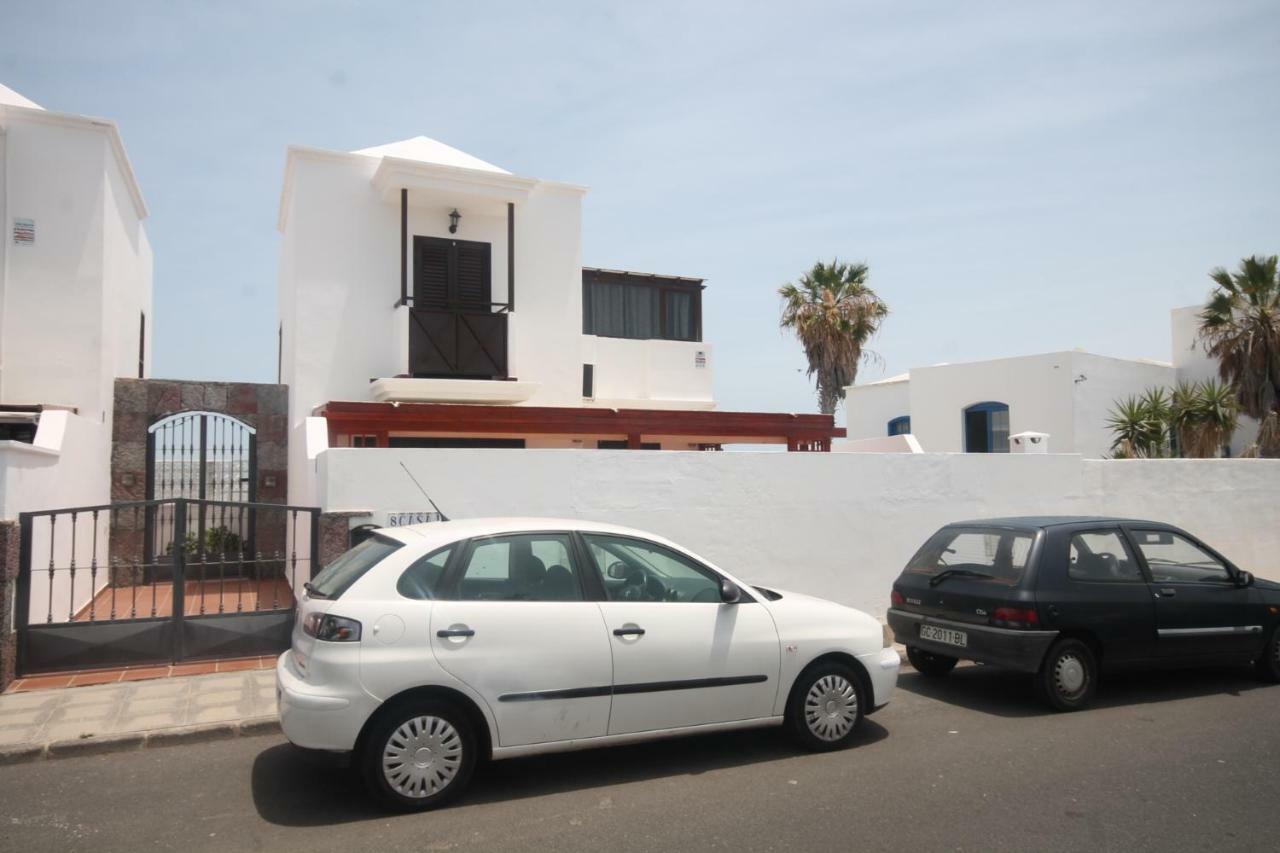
[946,516,1176,531]
[373,517,680,550]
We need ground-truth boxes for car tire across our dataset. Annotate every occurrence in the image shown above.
[1034,638,1098,712]
[906,645,958,677]
[361,699,477,811]
[785,661,866,751]
[1255,627,1280,683]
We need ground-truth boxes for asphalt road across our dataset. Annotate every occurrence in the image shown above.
[3,663,1279,853]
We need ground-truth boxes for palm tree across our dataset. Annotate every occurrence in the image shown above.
[1106,392,1170,458]
[779,260,889,415]
[1197,255,1280,457]
[1170,380,1239,458]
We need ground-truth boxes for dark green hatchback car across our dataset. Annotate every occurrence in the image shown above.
[888,517,1280,710]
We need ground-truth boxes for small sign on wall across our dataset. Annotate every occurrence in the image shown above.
[12,218,34,245]
[695,350,708,369]
[387,510,445,527]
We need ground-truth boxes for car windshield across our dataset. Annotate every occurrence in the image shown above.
[308,534,403,599]
[903,527,1035,586]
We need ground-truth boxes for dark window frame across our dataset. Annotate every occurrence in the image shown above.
[963,401,1010,453]
[887,415,911,436]
[582,272,703,343]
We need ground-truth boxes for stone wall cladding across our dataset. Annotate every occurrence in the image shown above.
[110,379,294,575]
[0,520,20,692]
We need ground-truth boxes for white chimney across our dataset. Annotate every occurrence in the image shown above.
[1009,431,1049,454]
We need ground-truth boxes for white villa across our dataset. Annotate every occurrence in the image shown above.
[0,83,153,519]
[277,136,843,507]
[843,306,1259,458]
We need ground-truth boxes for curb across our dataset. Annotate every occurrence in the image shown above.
[0,716,282,766]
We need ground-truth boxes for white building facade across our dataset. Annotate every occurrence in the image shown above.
[843,307,1259,458]
[0,84,153,518]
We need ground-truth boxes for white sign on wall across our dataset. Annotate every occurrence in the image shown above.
[387,510,445,527]
[12,218,34,245]
[695,350,707,369]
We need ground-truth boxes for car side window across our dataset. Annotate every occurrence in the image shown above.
[454,533,583,602]
[396,546,453,600]
[583,534,723,603]
[1131,530,1231,584]
[1067,531,1142,582]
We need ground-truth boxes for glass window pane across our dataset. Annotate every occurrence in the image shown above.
[624,285,659,338]
[990,408,1010,453]
[664,291,694,340]
[309,535,402,599]
[1132,531,1230,583]
[584,534,722,603]
[903,528,1034,585]
[1067,532,1141,582]
[396,546,453,600]
[457,534,582,601]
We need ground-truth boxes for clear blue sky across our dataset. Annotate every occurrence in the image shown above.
[3,1,1277,418]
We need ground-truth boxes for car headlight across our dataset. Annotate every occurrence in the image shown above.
[303,612,362,642]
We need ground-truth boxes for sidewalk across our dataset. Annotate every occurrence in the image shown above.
[0,668,279,764]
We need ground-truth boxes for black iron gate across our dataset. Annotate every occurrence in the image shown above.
[146,411,257,580]
[15,498,319,676]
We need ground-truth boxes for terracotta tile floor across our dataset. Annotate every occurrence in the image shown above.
[74,578,295,621]
[4,656,278,693]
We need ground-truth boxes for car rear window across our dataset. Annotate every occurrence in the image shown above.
[903,527,1035,586]
[308,534,402,599]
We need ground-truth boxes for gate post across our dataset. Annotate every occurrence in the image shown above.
[1,517,31,690]
[171,500,187,663]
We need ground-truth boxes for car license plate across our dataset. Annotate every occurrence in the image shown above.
[920,624,968,648]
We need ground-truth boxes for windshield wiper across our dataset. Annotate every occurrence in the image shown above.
[303,582,329,599]
[929,568,995,587]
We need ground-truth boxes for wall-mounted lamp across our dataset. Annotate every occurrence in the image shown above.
[448,209,461,234]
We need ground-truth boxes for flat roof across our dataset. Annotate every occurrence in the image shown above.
[582,267,704,286]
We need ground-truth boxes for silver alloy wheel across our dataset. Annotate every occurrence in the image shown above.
[1054,652,1087,698]
[381,715,464,798]
[804,674,858,741]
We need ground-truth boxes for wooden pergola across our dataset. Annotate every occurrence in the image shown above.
[319,401,844,451]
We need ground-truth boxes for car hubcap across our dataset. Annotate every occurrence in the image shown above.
[804,674,858,741]
[382,716,463,798]
[1054,653,1087,698]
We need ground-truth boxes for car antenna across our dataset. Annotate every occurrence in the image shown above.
[399,462,450,522]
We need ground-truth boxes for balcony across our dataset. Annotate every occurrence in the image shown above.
[408,304,509,380]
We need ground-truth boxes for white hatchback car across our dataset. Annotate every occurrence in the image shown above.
[276,518,899,810]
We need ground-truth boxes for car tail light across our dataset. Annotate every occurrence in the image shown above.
[303,612,362,642]
[891,589,905,607]
[991,606,1040,629]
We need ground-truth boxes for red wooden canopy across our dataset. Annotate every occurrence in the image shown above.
[319,401,844,451]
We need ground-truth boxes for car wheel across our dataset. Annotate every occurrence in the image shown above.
[786,661,865,751]
[361,699,477,811]
[1035,638,1097,712]
[1256,627,1280,683]
[906,645,958,677]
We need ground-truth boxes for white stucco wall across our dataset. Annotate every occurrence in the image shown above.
[0,106,151,420]
[582,336,714,409]
[316,449,1280,616]
[846,352,1176,457]
[844,378,910,443]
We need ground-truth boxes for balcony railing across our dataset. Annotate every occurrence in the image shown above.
[408,302,510,379]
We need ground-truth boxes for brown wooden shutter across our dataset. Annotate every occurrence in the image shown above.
[414,238,451,307]
[455,241,491,307]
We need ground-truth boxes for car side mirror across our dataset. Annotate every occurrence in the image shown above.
[1236,570,1254,588]
[719,578,741,604]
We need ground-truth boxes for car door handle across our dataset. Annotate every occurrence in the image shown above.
[1159,588,1176,598]
[613,627,645,637]
[436,628,475,638]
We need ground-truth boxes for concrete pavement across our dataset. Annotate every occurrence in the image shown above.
[0,669,276,762]
[1,662,1277,852]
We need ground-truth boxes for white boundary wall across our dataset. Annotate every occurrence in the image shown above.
[317,450,1280,616]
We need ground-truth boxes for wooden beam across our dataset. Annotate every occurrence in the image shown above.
[399,188,408,306]
[507,202,515,311]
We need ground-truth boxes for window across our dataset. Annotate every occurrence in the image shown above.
[597,440,660,450]
[397,546,454,600]
[387,437,526,449]
[904,527,1035,585]
[1131,530,1231,584]
[309,535,403,599]
[964,402,1010,453]
[582,271,702,342]
[1068,531,1142,582]
[452,534,582,601]
[887,416,911,436]
[582,363,594,399]
[413,236,492,308]
[583,534,724,603]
